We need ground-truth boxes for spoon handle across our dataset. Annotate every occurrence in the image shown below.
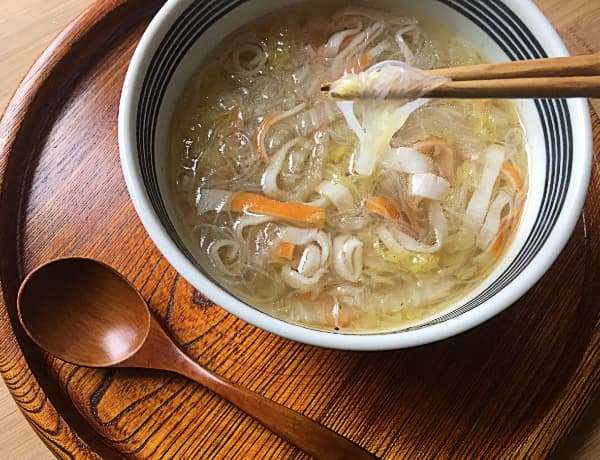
[176,351,376,460]
[132,319,376,459]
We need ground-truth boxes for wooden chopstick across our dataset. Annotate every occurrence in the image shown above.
[323,54,600,99]
[430,54,600,81]
[428,76,600,99]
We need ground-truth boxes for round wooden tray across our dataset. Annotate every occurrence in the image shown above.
[1,0,599,458]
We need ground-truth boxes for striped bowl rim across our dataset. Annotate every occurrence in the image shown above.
[119,0,592,350]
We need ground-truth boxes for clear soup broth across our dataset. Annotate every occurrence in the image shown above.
[170,4,528,333]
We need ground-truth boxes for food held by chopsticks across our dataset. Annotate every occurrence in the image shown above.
[324,54,600,99]
[326,60,451,100]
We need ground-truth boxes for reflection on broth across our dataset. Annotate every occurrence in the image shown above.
[170,4,528,333]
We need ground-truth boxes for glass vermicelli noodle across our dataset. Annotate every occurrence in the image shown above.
[170,4,528,333]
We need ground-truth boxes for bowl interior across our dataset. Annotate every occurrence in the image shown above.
[121,0,591,348]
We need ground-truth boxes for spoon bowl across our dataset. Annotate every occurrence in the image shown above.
[18,258,151,367]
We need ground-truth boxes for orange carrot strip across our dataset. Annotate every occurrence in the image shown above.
[345,52,371,74]
[366,196,402,220]
[489,230,506,258]
[494,192,525,258]
[276,241,296,260]
[502,161,524,191]
[513,192,526,220]
[230,192,326,226]
[489,216,512,258]
[339,34,356,52]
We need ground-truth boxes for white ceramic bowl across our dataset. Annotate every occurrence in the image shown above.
[119,0,592,350]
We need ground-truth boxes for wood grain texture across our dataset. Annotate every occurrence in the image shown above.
[0,2,93,457]
[0,0,599,458]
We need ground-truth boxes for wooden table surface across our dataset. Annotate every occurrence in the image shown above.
[0,0,598,458]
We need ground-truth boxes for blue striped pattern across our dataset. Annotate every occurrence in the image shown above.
[419,0,572,327]
[135,0,572,333]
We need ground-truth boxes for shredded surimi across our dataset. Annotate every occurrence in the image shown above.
[255,103,306,163]
[279,227,331,290]
[477,191,513,250]
[377,201,448,254]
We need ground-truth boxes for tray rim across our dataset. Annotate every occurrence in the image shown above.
[0,0,163,457]
[0,0,598,458]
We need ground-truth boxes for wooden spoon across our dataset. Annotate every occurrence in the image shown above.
[17,257,376,460]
